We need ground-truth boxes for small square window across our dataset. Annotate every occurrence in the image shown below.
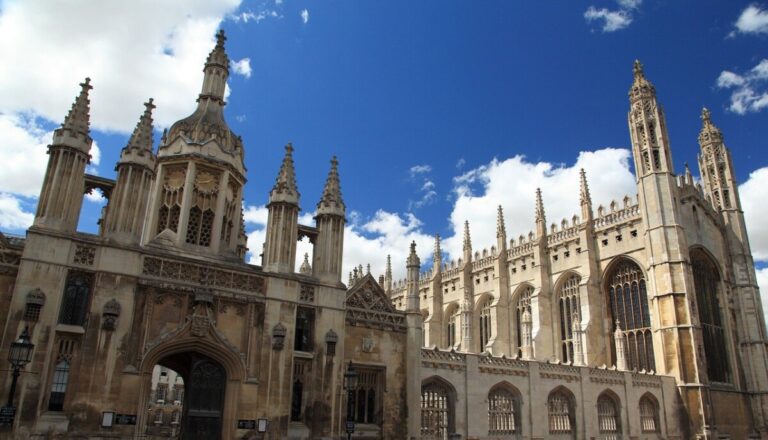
[24,303,42,322]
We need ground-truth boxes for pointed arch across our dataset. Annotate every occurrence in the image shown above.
[602,255,655,372]
[475,293,494,352]
[553,271,582,364]
[639,392,660,433]
[690,246,731,382]
[596,389,621,436]
[421,376,457,439]
[444,302,460,348]
[487,381,521,435]
[547,386,576,437]
[511,283,534,357]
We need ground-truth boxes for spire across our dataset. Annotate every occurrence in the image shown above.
[579,169,591,206]
[535,188,545,222]
[462,220,472,262]
[317,156,345,216]
[57,78,93,143]
[386,255,392,277]
[199,29,230,103]
[407,241,420,268]
[629,59,656,102]
[496,205,506,239]
[698,107,724,146]
[269,143,299,204]
[299,253,312,275]
[684,162,693,184]
[123,99,155,155]
[384,254,393,294]
[406,241,421,313]
[433,234,442,270]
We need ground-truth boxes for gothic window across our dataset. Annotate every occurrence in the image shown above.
[447,307,458,348]
[548,389,575,435]
[421,380,454,440]
[154,409,163,424]
[291,359,309,422]
[58,271,93,326]
[639,395,659,432]
[597,393,620,437]
[652,148,661,170]
[294,307,315,352]
[488,386,518,435]
[171,410,180,425]
[156,383,168,403]
[691,249,730,382]
[156,166,185,234]
[479,297,492,351]
[173,385,184,403]
[185,168,219,246]
[515,286,533,356]
[48,360,70,411]
[349,368,383,425]
[558,275,581,364]
[606,260,655,371]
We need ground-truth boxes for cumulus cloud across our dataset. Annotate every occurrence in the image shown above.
[584,0,641,32]
[231,58,252,78]
[231,9,280,24]
[0,113,53,197]
[408,164,438,210]
[740,167,768,262]
[731,4,768,36]
[717,59,768,114]
[0,0,243,133]
[0,193,34,230]
[441,148,637,260]
[757,267,768,324]
[300,9,309,24]
[409,164,432,176]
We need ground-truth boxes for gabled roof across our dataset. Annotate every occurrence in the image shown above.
[345,273,406,332]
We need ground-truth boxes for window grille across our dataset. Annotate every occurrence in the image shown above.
[691,250,730,382]
[48,360,70,411]
[156,167,185,234]
[421,381,452,440]
[639,396,658,432]
[597,395,620,438]
[558,275,581,363]
[349,368,382,425]
[58,271,93,326]
[24,303,42,322]
[607,260,655,371]
[516,286,533,356]
[488,388,517,435]
[548,391,573,434]
[479,298,492,351]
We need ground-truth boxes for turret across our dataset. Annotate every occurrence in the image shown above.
[34,78,94,232]
[104,99,157,243]
[384,255,393,294]
[579,169,594,224]
[628,60,674,177]
[263,144,300,273]
[496,205,507,253]
[313,156,346,283]
[432,235,442,274]
[406,242,421,313]
[697,108,740,211]
[535,188,546,238]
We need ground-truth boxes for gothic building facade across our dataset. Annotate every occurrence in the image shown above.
[0,31,765,440]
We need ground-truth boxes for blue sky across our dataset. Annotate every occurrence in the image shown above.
[0,0,767,283]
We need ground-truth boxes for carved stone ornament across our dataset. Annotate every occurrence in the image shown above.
[101,299,121,331]
[190,315,209,337]
[325,329,338,356]
[73,244,96,266]
[272,322,287,350]
[362,337,375,353]
[26,288,46,306]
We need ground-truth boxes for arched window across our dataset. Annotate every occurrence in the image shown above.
[479,297,493,351]
[488,386,518,435]
[691,249,730,382]
[606,260,655,371]
[515,286,533,356]
[447,307,458,348]
[639,395,659,433]
[48,360,70,411]
[58,271,93,326]
[421,380,454,440]
[548,389,575,436]
[597,393,620,438]
[156,166,185,235]
[558,275,581,363]
[185,168,219,247]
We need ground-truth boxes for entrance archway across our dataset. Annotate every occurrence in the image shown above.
[153,352,227,440]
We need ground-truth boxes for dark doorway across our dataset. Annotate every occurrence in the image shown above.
[154,352,226,440]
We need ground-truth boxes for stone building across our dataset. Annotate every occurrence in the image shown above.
[0,30,765,440]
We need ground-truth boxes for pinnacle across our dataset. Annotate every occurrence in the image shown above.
[463,220,472,252]
[434,234,442,260]
[407,241,420,267]
[59,77,92,139]
[270,143,299,204]
[299,252,312,274]
[496,205,506,238]
[205,29,230,70]
[385,255,392,278]
[633,59,644,78]
[124,99,155,154]
[629,59,655,100]
[698,106,723,145]
[535,188,545,222]
[579,169,592,206]
[317,155,345,214]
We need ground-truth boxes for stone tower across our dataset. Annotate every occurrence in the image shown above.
[103,99,157,243]
[263,144,300,273]
[144,30,246,258]
[34,78,94,232]
[628,60,711,437]
[313,156,345,283]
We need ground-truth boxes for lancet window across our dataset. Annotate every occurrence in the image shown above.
[515,286,533,356]
[421,380,454,440]
[597,394,620,439]
[691,249,730,382]
[479,297,492,351]
[185,168,219,247]
[447,307,458,348]
[488,386,517,435]
[48,338,76,411]
[58,271,93,326]
[606,260,655,371]
[558,275,581,364]
[547,389,574,436]
[639,395,659,432]
[350,367,383,425]
[156,166,185,234]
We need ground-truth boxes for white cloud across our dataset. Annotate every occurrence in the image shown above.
[408,164,437,210]
[442,148,636,260]
[0,113,52,197]
[717,59,768,114]
[231,9,280,24]
[456,158,466,170]
[584,0,641,32]
[733,4,768,35]
[740,167,768,262]
[0,193,34,230]
[0,0,243,133]
[300,9,309,24]
[409,164,432,176]
[231,58,252,78]
[757,267,768,324]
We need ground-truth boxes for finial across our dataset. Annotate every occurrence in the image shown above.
[535,188,545,222]
[386,255,392,275]
[579,169,592,206]
[407,241,420,267]
[160,128,168,145]
[59,77,93,139]
[633,59,644,78]
[701,107,711,124]
[366,264,371,275]
[123,98,156,155]
[299,252,312,275]
[216,29,226,47]
[496,205,506,239]
[463,220,472,252]
[317,155,345,214]
[615,319,623,332]
[434,234,442,261]
[270,143,299,203]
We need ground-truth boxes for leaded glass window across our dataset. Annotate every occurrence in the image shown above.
[548,390,574,435]
[479,297,493,351]
[558,275,581,363]
[691,249,730,382]
[447,307,458,348]
[350,368,382,425]
[421,381,453,440]
[48,360,70,411]
[607,260,655,371]
[58,271,93,326]
[597,394,620,439]
[488,387,517,435]
[515,286,533,356]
